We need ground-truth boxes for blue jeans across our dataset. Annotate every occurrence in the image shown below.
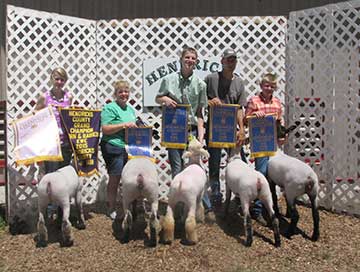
[253,156,269,217]
[208,147,247,202]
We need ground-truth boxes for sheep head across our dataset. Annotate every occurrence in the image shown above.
[182,137,209,160]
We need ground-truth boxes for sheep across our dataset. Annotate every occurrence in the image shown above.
[37,165,85,247]
[120,157,161,246]
[161,137,209,245]
[267,150,320,241]
[224,147,281,247]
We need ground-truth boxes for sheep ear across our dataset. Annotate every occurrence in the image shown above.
[182,151,192,159]
[200,148,210,159]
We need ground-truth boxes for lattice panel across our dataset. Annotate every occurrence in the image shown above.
[287,1,360,214]
[6,6,98,222]
[96,16,286,200]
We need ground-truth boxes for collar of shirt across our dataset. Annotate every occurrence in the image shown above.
[259,92,273,104]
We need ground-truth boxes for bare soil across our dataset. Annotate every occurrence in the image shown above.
[0,199,359,272]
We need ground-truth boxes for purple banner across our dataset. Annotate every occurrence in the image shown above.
[60,108,101,176]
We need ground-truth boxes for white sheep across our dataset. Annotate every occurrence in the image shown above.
[224,147,281,247]
[37,165,85,247]
[267,150,320,241]
[161,138,209,245]
[120,157,160,246]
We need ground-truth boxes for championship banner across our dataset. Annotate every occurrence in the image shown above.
[126,127,154,161]
[60,108,101,176]
[248,114,277,158]
[13,106,62,165]
[208,104,239,148]
[161,104,189,149]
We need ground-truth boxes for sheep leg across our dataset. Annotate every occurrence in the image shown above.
[268,180,280,217]
[132,199,138,222]
[196,193,205,223]
[223,186,232,219]
[75,189,86,230]
[37,199,48,247]
[121,198,133,243]
[309,193,320,241]
[262,198,281,247]
[161,205,175,244]
[241,201,253,247]
[285,199,299,238]
[61,203,74,247]
[148,200,160,247]
[185,207,197,245]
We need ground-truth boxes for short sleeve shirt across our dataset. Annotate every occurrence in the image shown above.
[157,72,207,125]
[101,101,136,147]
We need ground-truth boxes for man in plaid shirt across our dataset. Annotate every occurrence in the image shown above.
[245,73,285,224]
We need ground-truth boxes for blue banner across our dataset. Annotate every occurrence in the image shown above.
[161,105,189,149]
[126,127,153,159]
[248,115,277,158]
[209,104,239,148]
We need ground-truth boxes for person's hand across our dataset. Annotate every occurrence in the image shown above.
[277,137,287,146]
[208,97,222,107]
[254,111,266,118]
[162,97,177,108]
[236,131,247,145]
[122,122,137,129]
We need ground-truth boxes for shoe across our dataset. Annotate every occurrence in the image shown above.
[108,211,117,221]
[253,214,267,226]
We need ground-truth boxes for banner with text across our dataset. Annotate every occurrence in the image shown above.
[161,105,189,149]
[208,104,239,148]
[126,127,153,160]
[60,108,101,176]
[248,115,277,158]
[13,106,62,165]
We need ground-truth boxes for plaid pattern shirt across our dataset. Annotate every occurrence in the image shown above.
[245,92,283,123]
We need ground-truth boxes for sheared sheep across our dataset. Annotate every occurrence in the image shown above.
[120,157,160,246]
[267,150,320,241]
[224,147,281,247]
[161,138,209,245]
[37,165,85,247]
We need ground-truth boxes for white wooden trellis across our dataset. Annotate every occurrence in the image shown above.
[9,4,342,224]
[286,0,360,215]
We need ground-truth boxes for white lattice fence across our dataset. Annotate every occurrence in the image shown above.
[96,16,287,199]
[287,1,360,214]
[7,6,288,223]
[6,6,98,223]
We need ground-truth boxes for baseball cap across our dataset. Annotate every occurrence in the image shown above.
[222,49,237,59]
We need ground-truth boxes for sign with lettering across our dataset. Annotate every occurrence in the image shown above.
[143,57,241,107]
[208,104,239,148]
[126,127,153,159]
[161,104,189,149]
[13,106,62,165]
[60,108,101,176]
[248,115,277,158]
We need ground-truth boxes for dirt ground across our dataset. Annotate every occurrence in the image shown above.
[0,199,359,272]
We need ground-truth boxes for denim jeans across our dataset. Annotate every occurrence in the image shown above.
[252,156,269,217]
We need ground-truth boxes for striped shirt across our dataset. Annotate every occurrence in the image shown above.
[245,93,283,122]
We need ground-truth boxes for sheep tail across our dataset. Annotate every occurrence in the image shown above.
[136,174,145,190]
[46,182,53,203]
[305,176,314,193]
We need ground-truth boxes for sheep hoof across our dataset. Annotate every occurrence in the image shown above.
[121,229,131,243]
[161,239,172,245]
[61,239,74,247]
[275,240,281,247]
[148,227,158,247]
[77,221,86,230]
[36,239,48,248]
[182,239,197,246]
[311,232,319,241]
[245,239,253,247]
